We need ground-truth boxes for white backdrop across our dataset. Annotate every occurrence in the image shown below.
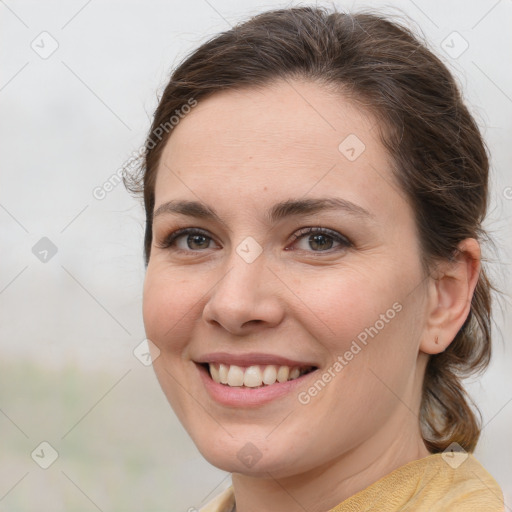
[1,0,511,510]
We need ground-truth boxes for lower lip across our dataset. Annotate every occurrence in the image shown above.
[196,364,317,407]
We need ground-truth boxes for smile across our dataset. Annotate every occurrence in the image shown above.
[206,363,316,388]
[195,353,320,406]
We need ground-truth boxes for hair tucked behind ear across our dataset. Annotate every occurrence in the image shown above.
[124,5,496,453]
[421,270,493,452]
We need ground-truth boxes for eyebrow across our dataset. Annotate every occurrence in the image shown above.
[153,197,373,226]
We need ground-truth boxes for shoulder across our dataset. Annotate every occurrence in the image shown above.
[425,454,504,512]
[195,455,504,512]
[330,453,504,512]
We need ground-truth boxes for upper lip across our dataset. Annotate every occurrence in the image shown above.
[195,352,318,368]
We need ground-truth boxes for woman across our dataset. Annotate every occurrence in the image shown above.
[125,6,504,511]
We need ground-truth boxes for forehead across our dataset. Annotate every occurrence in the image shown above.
[154,79,407,220]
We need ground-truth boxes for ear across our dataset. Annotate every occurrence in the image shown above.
[420,238,481,355]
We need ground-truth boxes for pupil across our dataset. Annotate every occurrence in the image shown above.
[189,235,208,249]
[310,234,332,251]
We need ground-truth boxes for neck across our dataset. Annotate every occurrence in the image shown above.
[231,416,431,512]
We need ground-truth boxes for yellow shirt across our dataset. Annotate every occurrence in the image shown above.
[199,453,504,511]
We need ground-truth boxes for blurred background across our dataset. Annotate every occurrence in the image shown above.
[1,0,511,510]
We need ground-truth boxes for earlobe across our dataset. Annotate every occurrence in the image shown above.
[420,239,481,355]
[422,333,448,355]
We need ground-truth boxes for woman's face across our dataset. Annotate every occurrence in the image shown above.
[143,79,431,478]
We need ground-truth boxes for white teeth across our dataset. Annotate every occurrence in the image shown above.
[276,366,289,383]
[289,367,300,380]
[243,366,262,387]
[227,365,244,387]
[208,363,312,388]
[262,365,277,385]
[219,363,229,384]
[210,364,220,383]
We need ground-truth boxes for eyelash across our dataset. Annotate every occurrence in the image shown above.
[156,226,352,255]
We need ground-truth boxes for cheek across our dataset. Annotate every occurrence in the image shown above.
[142,266,198,353]
[293,264,406,349]
[293,261,424,411]
[290,269,419,430]
[142,266,204,424]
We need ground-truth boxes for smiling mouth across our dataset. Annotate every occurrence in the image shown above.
[202,363,317,388]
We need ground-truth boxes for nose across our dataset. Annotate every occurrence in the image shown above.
[202,250,285,335]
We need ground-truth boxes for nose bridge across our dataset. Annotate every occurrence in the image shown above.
[203,240,283,332]
[214,241,267,306]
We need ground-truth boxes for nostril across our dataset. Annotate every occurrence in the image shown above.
[243,319,263,327]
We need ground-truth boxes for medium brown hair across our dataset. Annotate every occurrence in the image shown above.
[125,6,493,453]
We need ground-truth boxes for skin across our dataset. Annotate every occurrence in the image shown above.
[143,79,481,511]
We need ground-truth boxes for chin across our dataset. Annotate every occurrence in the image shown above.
[190,429,313,478]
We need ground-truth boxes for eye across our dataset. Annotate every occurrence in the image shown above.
[288,227,352,253]
[156,226,352,255]
[156,228,218,253]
